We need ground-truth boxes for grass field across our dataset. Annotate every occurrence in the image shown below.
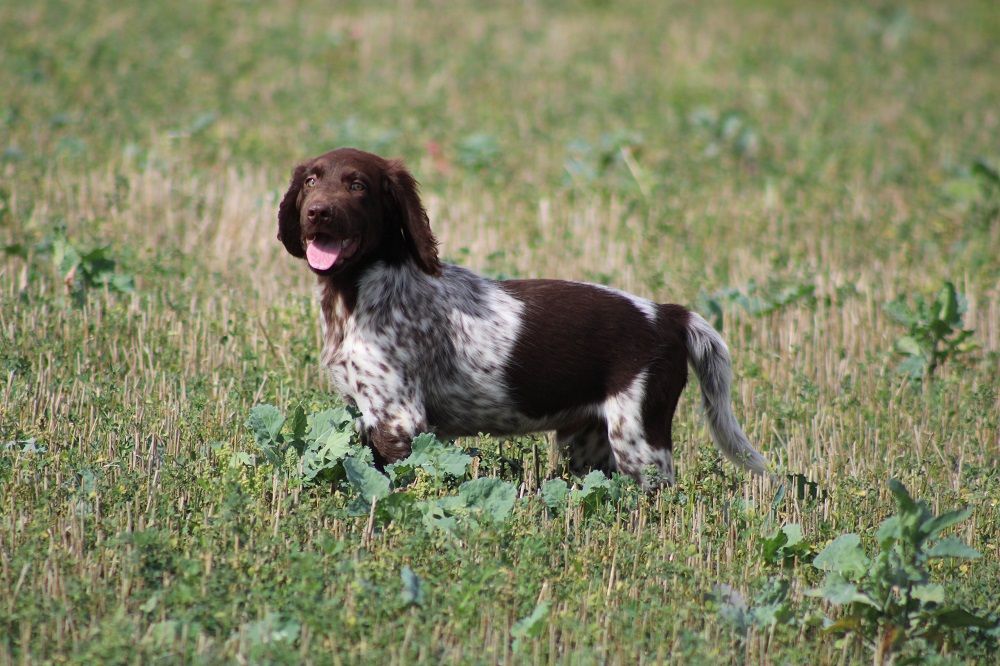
[1,0,998,663]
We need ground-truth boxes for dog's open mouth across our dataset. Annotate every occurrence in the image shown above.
[305,234,358,271]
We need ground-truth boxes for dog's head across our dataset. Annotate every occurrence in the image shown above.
[277,148,441,276]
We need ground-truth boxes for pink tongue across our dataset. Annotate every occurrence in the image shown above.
[306,238,343,270]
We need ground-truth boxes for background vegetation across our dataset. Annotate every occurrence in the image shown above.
[1,0,997,663]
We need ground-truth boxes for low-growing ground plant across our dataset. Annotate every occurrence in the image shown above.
[245,404,520,533]
[541,470,641,517]
[696,277,817,330]
[809,480,997,663]
[885,281,977,380]
[4,229,135,303]
[761,523,812,567]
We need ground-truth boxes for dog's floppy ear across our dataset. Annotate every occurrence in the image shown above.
[277,163,307,258]
[384,159,441,276]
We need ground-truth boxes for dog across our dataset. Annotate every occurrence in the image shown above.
[277,147,768,487]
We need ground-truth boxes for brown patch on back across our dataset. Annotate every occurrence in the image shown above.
[499,280,659,418]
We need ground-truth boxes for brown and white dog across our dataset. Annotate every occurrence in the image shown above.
[277,148,768,487]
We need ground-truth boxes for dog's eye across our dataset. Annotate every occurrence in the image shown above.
[349,181,366,192]
[304,175,317,188]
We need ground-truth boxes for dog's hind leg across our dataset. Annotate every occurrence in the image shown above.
[603,371,675,488]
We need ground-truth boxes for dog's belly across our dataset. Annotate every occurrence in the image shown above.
[425,388,598,439]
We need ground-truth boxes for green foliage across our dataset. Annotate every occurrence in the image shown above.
[709,578,797,638]
[537,471,640,517]
[761,523,812,566]
[563,130,648,193]
[541,478,570,510]
[456,477,517,524]
[511,601,550,652]
[688,107,761,162]
[399,566,424,608]
[808,479,996,661]
[52,235,135,297]
[6,228,135,303]
[696,277,816,330]
[245,403,369,482]
[386,432,473,486]
[886,282,977,379]
[245,405,519,532]
[343,457,391,505]
[456,133,501,172]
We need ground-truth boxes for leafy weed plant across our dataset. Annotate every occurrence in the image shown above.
[810,480,996,663]
[885,282,977,380]
[245,404,521,533]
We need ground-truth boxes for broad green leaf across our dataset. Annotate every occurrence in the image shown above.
[893,336,924,358]
[343,457,390,502]
[107,272,135,293]
[400,566,423,607]
[420,497,460,533]
[911,583,945,604]
[580,470,611,496]
[751,601,791,627]
[229,452,256,468]
[301,427,352,481]
[541,478,569,510]
[247,404,285,446]
[384,460,417,485]
[307,407,353,443]
[884,299,916,326]
[287,405,308,452]
[930,607,998,629]
[458,477,517,523]
[571,470,612,514]
[810,574,878,607]
[238,612,300,645]
[762,523,804,563]
[313,428,352,461]
[927,537,981,559]
[710,584,749,633]
[972,158,1000,185]
[780,523,804,548]
[377,492,420,524]
[433,448,472,478]
[754,577,790,607]
[139,591,161,614]
[511,601,550,650]
[876,515,901,547]
[404,433,473,478]
[52,237,81,278]
[246,404,286,464]
[920,507,972,539]
[887,479,917,514]
[813,534,869,579]
[761,528,789,564]
[898,355,928,379]
[145,619,179,646]
[935,282,960,326]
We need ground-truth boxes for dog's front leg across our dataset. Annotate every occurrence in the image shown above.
[356,396,426,465]
[362,421,419,466]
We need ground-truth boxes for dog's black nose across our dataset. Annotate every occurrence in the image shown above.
[306,205,331,222]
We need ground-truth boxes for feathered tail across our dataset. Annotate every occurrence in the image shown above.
[684,312,769,475]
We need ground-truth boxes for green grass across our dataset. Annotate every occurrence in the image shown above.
[1,0,998,663]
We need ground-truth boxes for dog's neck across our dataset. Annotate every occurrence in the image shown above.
[316,272,359,354]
